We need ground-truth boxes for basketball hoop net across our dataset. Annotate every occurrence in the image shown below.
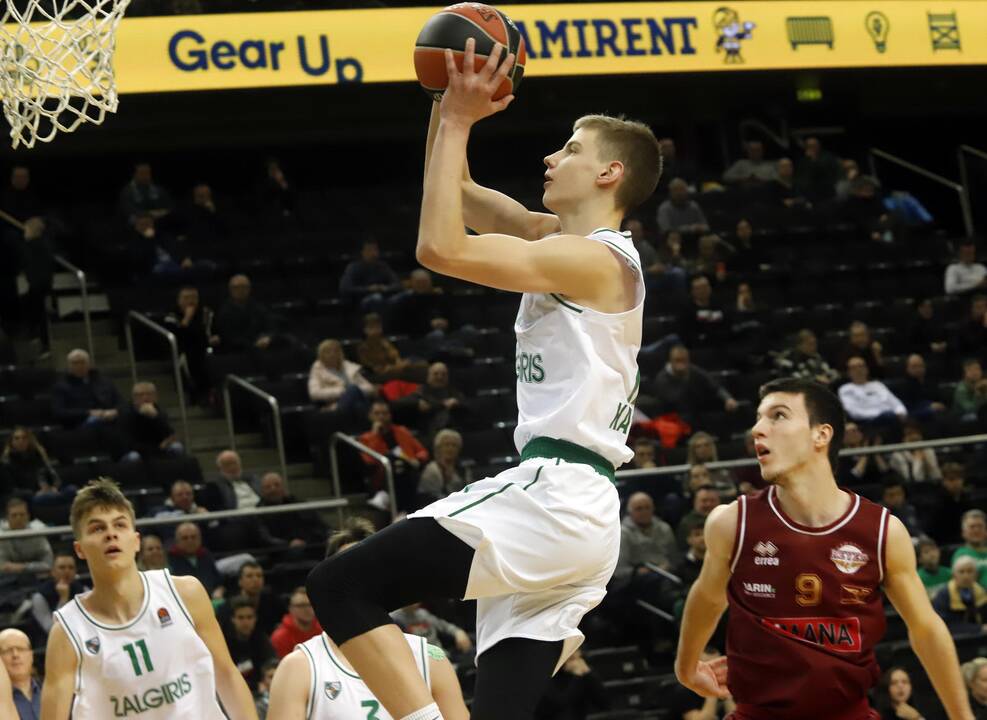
[0,0,130,149]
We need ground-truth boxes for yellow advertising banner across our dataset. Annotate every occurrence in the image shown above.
[111,1,987,93]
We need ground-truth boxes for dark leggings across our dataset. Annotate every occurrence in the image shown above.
[306,518,564,719]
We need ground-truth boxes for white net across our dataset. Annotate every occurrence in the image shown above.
[0,0,130,149]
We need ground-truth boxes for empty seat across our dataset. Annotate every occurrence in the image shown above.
[0,397,54,428]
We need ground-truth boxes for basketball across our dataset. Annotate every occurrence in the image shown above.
[414,2,526,101]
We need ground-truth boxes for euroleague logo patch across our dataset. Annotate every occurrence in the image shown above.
[157,607,173,628]
[830,544,869,574]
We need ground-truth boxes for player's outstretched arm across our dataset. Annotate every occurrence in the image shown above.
[40,623,77,720]
[267,650,309,720]
[882,516,975,720]
[675,502,737,700]
[424,101,560,241]
[173,575,259,720]
[427,645,469,720]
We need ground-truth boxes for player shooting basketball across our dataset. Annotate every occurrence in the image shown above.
[675,378,974,720]
[306,37,661,720]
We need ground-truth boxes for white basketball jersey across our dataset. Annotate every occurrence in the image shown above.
[53,569,226,719]
[297,633,431,719]
[514,228,644,469]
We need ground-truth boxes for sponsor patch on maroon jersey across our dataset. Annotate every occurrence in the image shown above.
[761,615,862,653]
[840,585,873,605]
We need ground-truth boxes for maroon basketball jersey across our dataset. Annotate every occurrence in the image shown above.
[725,486,890,720]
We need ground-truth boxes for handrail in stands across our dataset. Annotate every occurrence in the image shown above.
[224,374,288,485]
[957,144,987,235]
[615,432,987,481]
[0,497,349,540]
[53,255,94,363]
[124,311,190,451]
[635,598,675,623]
[868,147,973,238]
[330,432,398,523]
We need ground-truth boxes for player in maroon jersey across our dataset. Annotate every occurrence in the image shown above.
[675,378,974,720]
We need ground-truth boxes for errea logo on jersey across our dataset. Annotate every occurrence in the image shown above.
[830,544,869,574]
[754,540,780,566]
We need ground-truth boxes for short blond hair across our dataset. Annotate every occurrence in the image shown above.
[573,114,662,212]
[70,478,136,538]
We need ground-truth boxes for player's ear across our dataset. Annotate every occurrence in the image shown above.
[597,160,624,189]
[813,423,833,449]
[73,539,85,561]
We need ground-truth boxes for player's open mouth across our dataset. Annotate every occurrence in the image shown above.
[105,546,122,556]
[755,444,770,461]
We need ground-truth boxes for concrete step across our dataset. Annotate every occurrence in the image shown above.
[286,462,314,479]
[289,476,334,499]
[192,447,281,472]
[55,295,110,320]
[50,335,120,359]
[188,433,264,453]
[50,318,117,340]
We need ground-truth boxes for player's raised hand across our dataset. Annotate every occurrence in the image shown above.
[681,656,730,699]
[441,37,515,126]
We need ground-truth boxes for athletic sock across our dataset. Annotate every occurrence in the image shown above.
[399,703,443,720]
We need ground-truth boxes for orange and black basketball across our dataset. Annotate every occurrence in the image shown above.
[414,3,526,101]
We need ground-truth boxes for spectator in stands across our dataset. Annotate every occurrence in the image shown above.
[138,534,167,571]
[391,602,473,658]
[954,294,987,363]
[766,157,811,210]
[954,510,987,588]
[899,354,947,420]
[962,658,987,718]
[19,217,54,354]
[656,137,697,190]
[932,463,975,545]
[418,429,469,506]
[184,183,229,245]
[795,136,841,202]
[643,344,738,429]
[932,555,987,636]
[271,586,323,658]
[1,166,42,223]
[775,329,840,386]
[945,239,987,296]
[835,158,861,199]
[535,647,609,720]
[723,140,777,185]
[307,338,376,420]
[888,422,941,483]
[119,161,172,223]
[614,492,678,596]
[838,356,906,431]
[257,472,325,549]
[357,312,420,381]
[127,211,201,281]
[841,175,893,242]
[953,359,987,422]
[163,286,213,402]
[836,321,885,379]
[629,437,657,469]
[255,658,278,720]
[873,667,926,720]
[679,275,731,348]
[168,521,222,597]
[0,497,52,578]
[386,268,451,339]
[0,628,41,719]
[629,219,688,300]
[729,218,766,274]
[657,178,709,235]
[676,485,720,549]
[208,450,260,510]
[674,521,708,598]
[882,477,923,538]
[223,594,277,692]
[217,561,285,636]
[213,274,276,353]
[119,381,184,462]
[51,348,122,428]
[358,400,428,513]
[686,433,736,500]
[907,299,949,358]
[153,480,206,543]
[917,537,952,599]
[666,646,736,719]
[0,427,62,501]
[687,234,731,281]
[840,422,892,486]
[30,551,85,634]
[257,158,295,222]
[402,362,469,440]
[339,238,401,312]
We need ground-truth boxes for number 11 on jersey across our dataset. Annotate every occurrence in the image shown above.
[123,639,154,676]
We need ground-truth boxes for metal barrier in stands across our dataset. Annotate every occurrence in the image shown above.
[0,497,349,540]
[958,144,987,235]
[124,311,190,451]
[330,432,398,522]
[615,432,987,481]
[868,147,973,238]
[223,374,288,484]
[53,255,95,363]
